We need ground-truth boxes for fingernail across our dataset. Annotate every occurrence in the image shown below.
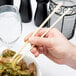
[30,49,34,53]
[30,49,36,54]
[35,52,39,57]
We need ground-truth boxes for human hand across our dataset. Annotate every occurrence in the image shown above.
[24,28,76,69]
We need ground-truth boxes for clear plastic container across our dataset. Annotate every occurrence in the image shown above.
[0,5,22,47]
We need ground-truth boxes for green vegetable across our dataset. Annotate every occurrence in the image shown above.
[3,50,15,57]
[0,49,37,76]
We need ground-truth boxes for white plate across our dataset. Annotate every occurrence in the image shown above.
[23,55,42,76]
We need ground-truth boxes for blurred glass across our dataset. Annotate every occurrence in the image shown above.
[49,0,76,39]
[0,5,22,47]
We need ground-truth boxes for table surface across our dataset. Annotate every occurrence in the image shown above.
[0,0,76,76]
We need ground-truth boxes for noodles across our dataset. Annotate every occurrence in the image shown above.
[0,49,37,76]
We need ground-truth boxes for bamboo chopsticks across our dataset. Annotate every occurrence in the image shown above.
[11,2,70,63]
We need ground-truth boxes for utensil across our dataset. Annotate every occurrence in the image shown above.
[17,8,70,63]
[11,2,63,63]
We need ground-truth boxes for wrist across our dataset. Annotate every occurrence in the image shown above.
[65,45,76,69]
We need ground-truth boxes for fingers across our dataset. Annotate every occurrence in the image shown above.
[24,27,61,42]
[24,28,47,42]
[24,28,51,42]
[35,28,48,36]
[29,37,52,47]
[31,46,44,57]
[31,47,39,57]
[24,32,33,42]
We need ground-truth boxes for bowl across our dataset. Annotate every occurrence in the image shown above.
[0,48,42,76]
[23,55,42,76]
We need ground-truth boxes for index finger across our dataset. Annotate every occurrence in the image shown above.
[24,28,47,42]
[24,32,33,42]
[24,28,51,42]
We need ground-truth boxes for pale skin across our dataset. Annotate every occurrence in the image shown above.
[24,28,76,69]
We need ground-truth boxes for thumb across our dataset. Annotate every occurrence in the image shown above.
[29,37,52,47]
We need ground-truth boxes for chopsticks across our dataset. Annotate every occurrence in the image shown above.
[11,3,70,63]
[10,2,63,63]
[17,8,70,63]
